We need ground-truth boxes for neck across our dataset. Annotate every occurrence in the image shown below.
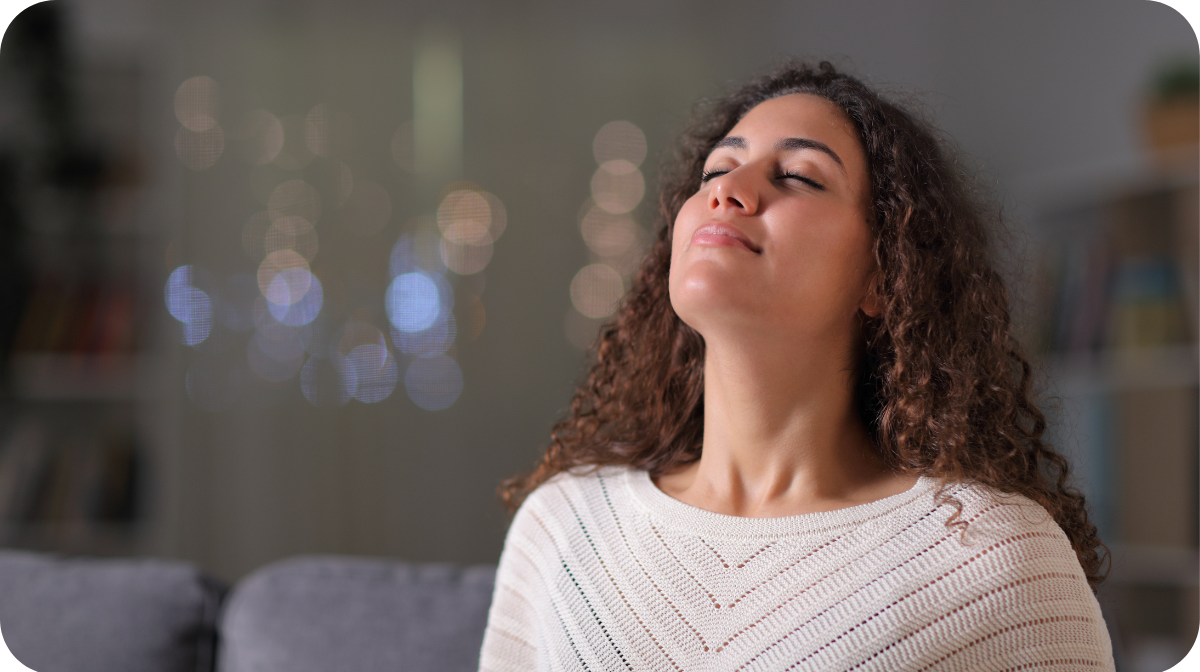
[661,331,899,517]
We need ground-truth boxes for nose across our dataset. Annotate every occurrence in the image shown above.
[708,168,759,214]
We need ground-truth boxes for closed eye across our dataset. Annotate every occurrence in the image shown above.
[780,172,825,190]
[700,168,824,190]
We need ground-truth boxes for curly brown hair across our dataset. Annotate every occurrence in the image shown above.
[501,60,1107,589]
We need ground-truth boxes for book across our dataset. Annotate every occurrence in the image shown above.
[1106,190,1189,351]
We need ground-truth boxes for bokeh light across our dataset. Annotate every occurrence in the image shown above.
[392,312,456,357]
[389,234,419,277]
[593,120,646,167]
[268,179,322,224]
[331,321,398,403]
[482,191,507,241]
[165,265,214,345]
[404,355,463,411]
[437,189,490,244]
[439,237,492,275]
[390,227,447,277]
[580,202,638,258]
[433,188,505,276]
[335,321,387,360]
[264,216,319,261]
[233,110,284,165]
[340,181,392,236]
[436,188,506,243]
[344,344,399,403]
[264,266,311,307]
[174,76,219,132]
[418,226,450,273]
[167,69,508,412]
[267,269,323,327]
[175,125,224,171]
[565,122,648,347]
[257,249,309,296]
[590,160,644,214]
[570,263,624,318]
[386,272,442,332]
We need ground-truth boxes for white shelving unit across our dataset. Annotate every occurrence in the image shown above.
[0,6,152,559]
[1022,150,1199,670]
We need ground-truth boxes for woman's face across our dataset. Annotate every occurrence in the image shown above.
[669,93,877,349]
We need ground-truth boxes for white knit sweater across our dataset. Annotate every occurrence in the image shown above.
[478,466,1114,672]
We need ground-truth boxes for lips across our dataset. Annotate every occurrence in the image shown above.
[690,222,761,253]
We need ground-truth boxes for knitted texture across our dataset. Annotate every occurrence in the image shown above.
[479,466,1114,672]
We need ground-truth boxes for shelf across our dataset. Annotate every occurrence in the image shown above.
[1041,344,1200,395]
[9,353,139,401]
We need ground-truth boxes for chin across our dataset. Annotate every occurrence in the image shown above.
[669,268,761,333]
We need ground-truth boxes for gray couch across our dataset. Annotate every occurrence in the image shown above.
[0,551,496,672]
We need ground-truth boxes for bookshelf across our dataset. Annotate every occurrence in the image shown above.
[0,5,148,558]
[1023,150,1199,668]
[0,278,143,556]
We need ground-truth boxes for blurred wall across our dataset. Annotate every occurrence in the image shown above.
[44,0,1197,582]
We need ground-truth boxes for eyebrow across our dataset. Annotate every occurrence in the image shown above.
[712,135,846,174]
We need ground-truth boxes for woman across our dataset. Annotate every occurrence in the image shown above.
[479,62,1113,671]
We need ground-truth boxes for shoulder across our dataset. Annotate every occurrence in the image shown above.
[927,479,1092,593]
[893,480,1114,668]
[507,465,638,537]
[943,481,1071,551]
[521,464,633,507]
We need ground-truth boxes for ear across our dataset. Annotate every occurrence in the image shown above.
[859,272,883,318]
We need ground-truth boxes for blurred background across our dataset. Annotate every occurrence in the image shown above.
[0,0,1194,669]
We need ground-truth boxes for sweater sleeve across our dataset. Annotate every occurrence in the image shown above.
[478,495,550,672]
[917,496,1116,672]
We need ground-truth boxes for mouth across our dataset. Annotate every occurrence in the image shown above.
[690,222,761,253]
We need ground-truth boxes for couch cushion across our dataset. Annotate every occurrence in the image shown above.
[216,556,495,672]
[0,550,224,672]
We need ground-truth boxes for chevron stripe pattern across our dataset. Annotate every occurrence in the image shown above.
[479,466,1114,672]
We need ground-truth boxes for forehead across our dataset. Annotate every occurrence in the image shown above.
[727,93,863,160]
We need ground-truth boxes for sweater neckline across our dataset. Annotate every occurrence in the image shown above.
[623,467,938,538]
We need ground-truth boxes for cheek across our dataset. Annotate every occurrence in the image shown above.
[780,212,875,307]
[667,197,706,314]
[673,194,702,238]
[669,196,701,264]
[847,222,877,277]
[828,227,878,313]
